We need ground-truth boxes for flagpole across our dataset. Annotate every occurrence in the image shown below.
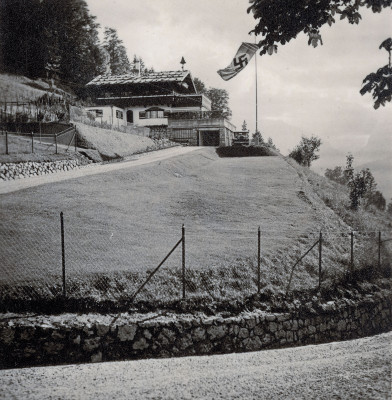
[254,34,258,136]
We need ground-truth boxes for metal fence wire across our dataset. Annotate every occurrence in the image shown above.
[0,215,391,307]
[0,127,77,155]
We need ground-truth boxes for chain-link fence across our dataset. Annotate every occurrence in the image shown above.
[0,214,390,311]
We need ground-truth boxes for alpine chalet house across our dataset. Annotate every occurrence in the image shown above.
[84,70,235,146]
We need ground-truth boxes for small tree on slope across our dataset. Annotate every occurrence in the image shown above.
[289,136,322,167]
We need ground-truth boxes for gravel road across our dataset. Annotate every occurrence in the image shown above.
[0,146,199,195]
[1,332,390,399]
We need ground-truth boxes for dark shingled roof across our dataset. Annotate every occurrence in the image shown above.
[86,70,191,86]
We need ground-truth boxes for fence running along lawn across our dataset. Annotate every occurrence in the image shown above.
[0,213,390,312]
[0,125,77,155]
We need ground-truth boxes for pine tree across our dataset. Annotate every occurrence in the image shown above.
[103,28,131,75]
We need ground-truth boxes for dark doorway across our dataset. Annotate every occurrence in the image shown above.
[126,110,133,124]
[199,131,220,146]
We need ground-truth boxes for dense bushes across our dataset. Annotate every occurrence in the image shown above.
[216,145,277,157]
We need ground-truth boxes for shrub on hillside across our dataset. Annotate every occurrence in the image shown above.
[289,136,322,167]
[325,154,386,211]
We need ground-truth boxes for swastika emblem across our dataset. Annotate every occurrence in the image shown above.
[233,54,249,70]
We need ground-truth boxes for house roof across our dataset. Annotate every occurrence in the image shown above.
[86,70,192,87]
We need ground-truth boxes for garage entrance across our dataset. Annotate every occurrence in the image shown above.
[199,130,220,146]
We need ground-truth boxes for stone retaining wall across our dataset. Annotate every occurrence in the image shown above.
[0,159,82,181]
[1,291,390,369]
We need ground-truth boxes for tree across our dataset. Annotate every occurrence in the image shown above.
[289,136,322,167]
[247,1,391,56]
[387,200,392,214]
[325,166,349,185]
[360,38,392,109]
[194,77,207,94]
[103,28,131,75]
[344,154,382,210]
[252,131,264,146]
[206,88,232,118]
[267,137,279,151]
[194,77,232,118]
[242,120,248,131]
[367,190,386,210]
[43,0,104,84]
[247,1,392,106]
[0,0,105,84]
[325,154,386,210]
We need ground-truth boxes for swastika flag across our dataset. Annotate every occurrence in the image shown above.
[217,42,259,81]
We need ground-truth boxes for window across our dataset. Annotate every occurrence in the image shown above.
[92,109,103,117]
[144,107,165,119]
[116,110,123,119]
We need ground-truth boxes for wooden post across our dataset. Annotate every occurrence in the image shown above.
[257,226,261,293]
[378,231,381,269]
[5,131,9,155]
[318,231,322,291]
[31,132,34,153]
[350,231,354,275]
[182,224,186,300]
[61,212,66,297]
[55,134,58,154]
[74,128,77,152]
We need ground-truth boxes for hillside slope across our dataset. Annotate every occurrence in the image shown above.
[74,122,159,159]
[2,147,385,305]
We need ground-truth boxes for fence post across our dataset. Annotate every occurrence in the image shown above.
[182,224,186,299]
[318,231,322,291]
[350,231,354,276]
[378,231,381,269]
[257,226,261,293]
[31,132,34,153]
[60,212,66,297]
[5,130,9,155]
[55,134,58,154]
[74,127,77,152]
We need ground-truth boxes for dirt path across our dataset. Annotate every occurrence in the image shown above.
[0,146,199,195]
[0,332,390,399]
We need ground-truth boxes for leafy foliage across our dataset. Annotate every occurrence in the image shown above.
[325,154,386,211]
[194,77,232,118]
[0,0,132,85]
[103,28,131,75]
[289,136,322,167]
[130,55,154,75]
[325,166,350,185]
[360,38,392,109]
[247,0,392,56]
[194,77,207,94]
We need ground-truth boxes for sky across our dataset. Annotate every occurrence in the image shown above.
[87,0,391,189]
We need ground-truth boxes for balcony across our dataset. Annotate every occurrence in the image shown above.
[139,117,168,127]
[168,111,227,120]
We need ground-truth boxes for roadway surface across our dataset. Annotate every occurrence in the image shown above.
[0,146,200,195]
[0,332,390,399]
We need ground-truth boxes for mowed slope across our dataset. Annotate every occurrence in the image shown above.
[0,148,351,297]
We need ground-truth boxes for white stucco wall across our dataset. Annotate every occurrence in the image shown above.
[85,106,126,128]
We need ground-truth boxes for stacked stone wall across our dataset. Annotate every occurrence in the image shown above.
[0,291,390,368]
[0,160,84,181]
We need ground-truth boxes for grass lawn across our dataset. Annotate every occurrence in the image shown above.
[0,148,388,308]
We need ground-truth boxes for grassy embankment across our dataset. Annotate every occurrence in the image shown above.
[0,147,390,313]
